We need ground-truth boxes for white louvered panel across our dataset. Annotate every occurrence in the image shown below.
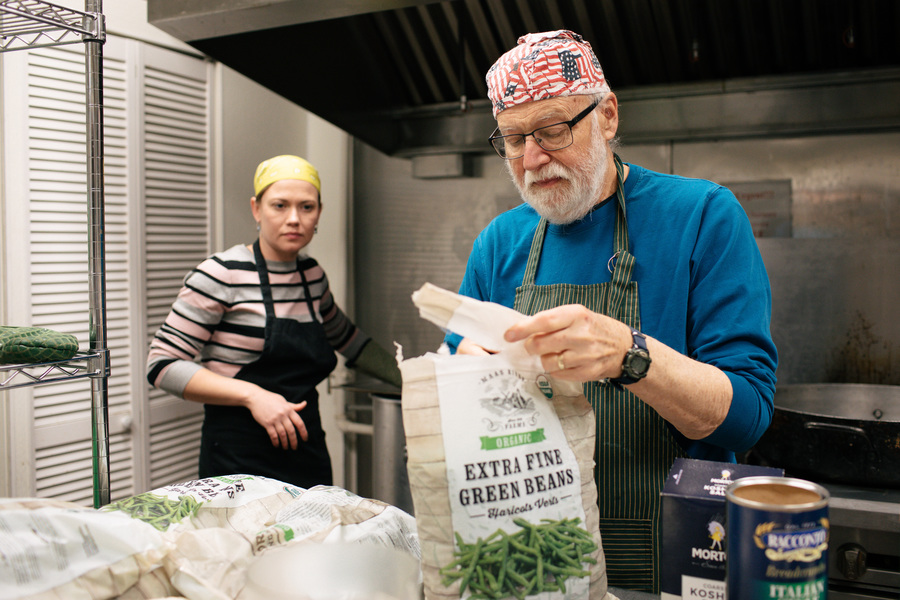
[26,42,136,502]
[106,433,136,502]
[148,411,203,488]
[141,48,210,485]
[96,43,135,499]
[34,439,94,505]
[35,433,135,506]
[16,37,212,502]
[32,383,91,422]
[147,387,178,418]
[102,46,133,429]
[28,47,92,431]
[143,59,210,348]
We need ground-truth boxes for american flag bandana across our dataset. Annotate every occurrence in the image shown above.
[486,30,610,117]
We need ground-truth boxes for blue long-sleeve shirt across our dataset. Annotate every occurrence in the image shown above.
[449,163,777,461]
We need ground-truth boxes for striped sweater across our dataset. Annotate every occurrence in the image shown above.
[146,244,369,397]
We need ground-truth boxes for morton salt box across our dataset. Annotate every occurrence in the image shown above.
[660,458,784,600]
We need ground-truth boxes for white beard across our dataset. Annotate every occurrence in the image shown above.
[508,134,610,225]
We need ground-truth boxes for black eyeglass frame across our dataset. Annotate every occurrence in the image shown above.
[488,99,601,159]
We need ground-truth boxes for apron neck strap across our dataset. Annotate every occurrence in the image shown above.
[612,153,629,253]
[252,239,319,322]
[606,154,636,317]
[252,240,276,318]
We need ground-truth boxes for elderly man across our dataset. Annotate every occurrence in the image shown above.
[451,30,777,592]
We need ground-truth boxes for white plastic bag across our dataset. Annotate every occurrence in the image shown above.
[0,498,169,600]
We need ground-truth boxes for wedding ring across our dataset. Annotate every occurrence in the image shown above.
[556,353,566,371]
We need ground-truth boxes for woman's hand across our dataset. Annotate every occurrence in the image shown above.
[245,389,309,450]
[182,368,309,450]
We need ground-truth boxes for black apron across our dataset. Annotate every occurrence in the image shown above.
[198,241,338,488]
[513,155,685,592]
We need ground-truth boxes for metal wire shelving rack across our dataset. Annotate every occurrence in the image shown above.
[0,0,109,508]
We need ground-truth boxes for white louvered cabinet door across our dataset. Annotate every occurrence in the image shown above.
[2,37,211,504]
[25,41,133,505]
[140,43,210,491]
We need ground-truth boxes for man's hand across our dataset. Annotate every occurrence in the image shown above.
[503,304,632,382]
[456,337,494,356]
[501,304,732,440]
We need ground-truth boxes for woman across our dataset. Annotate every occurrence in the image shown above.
[147,154,400,488]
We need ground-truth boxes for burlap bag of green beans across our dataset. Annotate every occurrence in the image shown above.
[401,284,612,600]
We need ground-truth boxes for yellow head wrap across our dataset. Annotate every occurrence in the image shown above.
[253,155,321,197]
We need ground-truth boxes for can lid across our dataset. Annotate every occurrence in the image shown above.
[725,476,829,511]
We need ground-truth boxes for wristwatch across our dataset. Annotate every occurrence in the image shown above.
[608,329,651,389]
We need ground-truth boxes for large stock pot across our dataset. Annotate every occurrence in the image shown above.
[751,383,900,488]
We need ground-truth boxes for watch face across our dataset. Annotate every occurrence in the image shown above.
[625,350,651,378]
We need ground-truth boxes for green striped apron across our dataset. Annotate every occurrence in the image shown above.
[513,155,685,592]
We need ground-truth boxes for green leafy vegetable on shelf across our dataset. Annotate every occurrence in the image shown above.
[104,492,201,531]
[439,517,597,599]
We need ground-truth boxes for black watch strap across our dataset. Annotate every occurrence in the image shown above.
[608,329,650,389]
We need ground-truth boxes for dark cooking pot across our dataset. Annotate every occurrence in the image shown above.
[751,383,900,488]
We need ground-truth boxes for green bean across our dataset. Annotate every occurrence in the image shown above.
[535,553,544,593]
[103,492,202,532]
[508,536,538,556]
[459,536,484,595]
[505,568,532,594]
[439,518,596,598]
[551,544,582,569]
[496,536,509,590]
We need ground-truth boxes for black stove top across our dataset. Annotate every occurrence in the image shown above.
[822,482,899,598]
[824,481,900,508]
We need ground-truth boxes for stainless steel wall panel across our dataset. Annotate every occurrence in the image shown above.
[760,238,900,384]
[353,130,900,386]
[353,146,519,359]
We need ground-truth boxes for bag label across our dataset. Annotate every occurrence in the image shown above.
[437,364,584,523]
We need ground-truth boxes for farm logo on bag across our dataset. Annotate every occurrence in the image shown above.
[478,368,539,432]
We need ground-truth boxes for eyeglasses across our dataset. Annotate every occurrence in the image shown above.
[488,99,601,159]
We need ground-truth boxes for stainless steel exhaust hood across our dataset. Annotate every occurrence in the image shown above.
[148,1,900,157]
[148,0,441,41]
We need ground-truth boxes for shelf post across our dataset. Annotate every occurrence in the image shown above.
[84,0,109,508]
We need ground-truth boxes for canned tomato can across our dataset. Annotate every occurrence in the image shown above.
[725,476,829,600]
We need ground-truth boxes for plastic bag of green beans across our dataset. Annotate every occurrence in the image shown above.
[102,474,300,536]
[400,284,613,600]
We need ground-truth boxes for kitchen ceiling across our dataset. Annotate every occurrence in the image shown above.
[149,0,900,156]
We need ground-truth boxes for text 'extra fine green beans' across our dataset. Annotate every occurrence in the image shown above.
[439,518,597,599]
[105,492,201,531]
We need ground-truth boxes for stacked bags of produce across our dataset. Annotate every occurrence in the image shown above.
[1,476,419,600]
